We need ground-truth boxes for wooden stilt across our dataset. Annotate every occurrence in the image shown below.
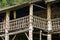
[1,37,4,40]
[12,35,16,40]
[40,30,42,40]
[29,4,33,40]
[47,34,51,40]
[25,33,29,40]
[47,3,52,40]
[5,11,10,40]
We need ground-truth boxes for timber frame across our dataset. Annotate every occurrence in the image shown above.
[0,0,60,40]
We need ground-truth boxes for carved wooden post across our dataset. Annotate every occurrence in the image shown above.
[14,11,16,19]
[29,4,33,40]
[47,3,52,40]
[5,10,10,40]
[40,30,42,40]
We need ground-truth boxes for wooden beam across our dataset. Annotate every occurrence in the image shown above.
[25,33,29,40]
[33,32,47,36]
[33,4,46,9]
[5,10,10,40]
[14,11,16,19]
[29,4,33,40]
[47,34,52,40]
[40,30,42,40]
[12,35,16,40]
[47,3,51,20]
[0,29,29,37]
[42,33,47,36]
[47,3,52,40]
[1,37,4,40]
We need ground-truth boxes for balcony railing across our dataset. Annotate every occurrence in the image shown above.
[33,16,47,30]
[0,15,60,33]
[52,18,60,31]
[0,22,4,32]
[9,16,29,31]
[0,15,47,32]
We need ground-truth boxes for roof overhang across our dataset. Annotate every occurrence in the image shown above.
[0,0,42,13]
[0,0,60,13]
[0,3,29,13]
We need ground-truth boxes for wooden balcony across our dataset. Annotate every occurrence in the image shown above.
[52,18,60,32]
[0,15,60,34]
[0,16,29,33]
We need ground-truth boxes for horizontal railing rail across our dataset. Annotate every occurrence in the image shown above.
[52,18,60,31]
[0,15,60,33]
[0,16,29,32]
[33,16,48,30]
[9,16,29,31]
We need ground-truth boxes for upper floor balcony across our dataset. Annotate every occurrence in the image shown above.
[0,15,60,33]
[0,0,60,36]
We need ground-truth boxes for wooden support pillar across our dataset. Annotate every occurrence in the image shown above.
[40,30,42,40]
[47,34,51,40]
[5,10,10,40]
[14,11,16,19]
[47,3,52,40]
[29,4,33,40]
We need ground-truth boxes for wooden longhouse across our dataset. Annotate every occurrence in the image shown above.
[0,0,60,40]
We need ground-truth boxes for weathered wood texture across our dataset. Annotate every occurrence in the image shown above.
[29,4,33,40]
[0,15,60,33]
[5,11,10,40]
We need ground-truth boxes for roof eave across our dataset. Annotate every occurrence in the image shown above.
[0,0,42,13]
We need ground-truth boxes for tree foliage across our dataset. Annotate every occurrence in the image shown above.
[0,0,29,8]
